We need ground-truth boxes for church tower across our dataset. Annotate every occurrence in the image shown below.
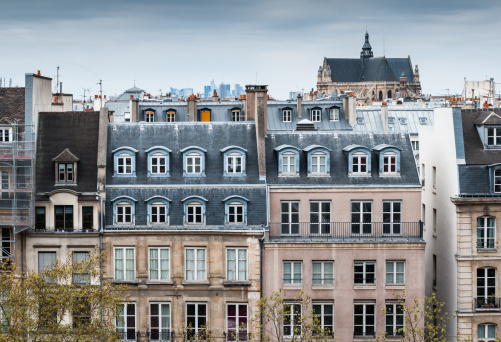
[360,31,374,60]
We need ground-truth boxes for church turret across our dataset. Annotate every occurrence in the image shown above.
[360,31,373,60]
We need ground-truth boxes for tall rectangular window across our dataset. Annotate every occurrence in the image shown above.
[186,153,202,174]
[312,261,334,285]
[354,303,375,337]
[55,205,73,231]
[117,155,132,174]
[117,303,136,341]
[166,112,176,122]
[114,247,135,280]
[186,248,206,281]
[227,304,248,341]
[58,163,74,182]
[487,128,501,146]
[283,261,302,285]
[329,108,339,121]
[38,251,56,273]
[283,109,292,122]
[72,251,90,285]
[227,248,247,281]
[232,110,244,121]
[310,109,321,122]
[386,261,405,284]
[227,153,242,174]
[477,217,496,249]
[281,201,299,235]
[151,155,167,174]
[145,111,155,122]
[150,303,171,340]
[310,201,331,235]
[186,303,207,338]
[73,296,90,329]
[284,303,301,337]
[282,153,296,174]
[150,203,167,224]
[351,201,372,234]
[35,207,46,231]
[385,303,404,336]
[433,208,437,234]
[313,303,333,336]
[354,261,375,284]
[383,201,401,235]
[432,166,437,188]
[186,203,203,224]
[228,202,244,224]
[0,128,11,142]
[116,203,132,224]
[149,248,170,280]
[82,206,93,231]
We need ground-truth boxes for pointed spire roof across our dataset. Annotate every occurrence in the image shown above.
[360,31,373,59]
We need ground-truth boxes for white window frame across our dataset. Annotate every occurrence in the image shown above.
[309,201,331,235]
[186,303,207,337]
[283,302,301,337]
[226,303,248,341]
[329,108,339,121]
[351,201,372,234]
[487,127,501,146]
[226,248,247,281]
[232,110,244,122]
[382,152,397,175]
[478,324,496,342]
[477,217,496,249]
[352,152,368,174]
[353,302,375,337]
[386,261,405,284]
[354,261,375,285]
[149,302,171,339]
[385,302,404,337]
[226,153,243,174]
[117,302,136,341]
[186,202,204,225]
[383,201,401,235]
[116,202,133,224]
[117,154,133,175]
[0,128,12,143]
[310,109,321,122]
[114,247,135,281]
[145,111,155,122]
[150,153,167,175]
[310,152,327,174]
[282,152,296,175]
[281,201,299,235]
[312,261,334,285]
[150,202,167,225]
[186,153,202,175]
[283,109,292,122]
[185,248,206,281]
[283,261,302,285]
[411,140,419,151]
[312,303,334,336]
[228,202,244,224]
[495,170,501,193]
[149,247,170,280]
[166,111,176,122]
[477,268,496,303]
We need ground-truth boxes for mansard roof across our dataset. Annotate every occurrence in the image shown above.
[0,88,25,124]
[462,108,501,165]
[325,57,413,83]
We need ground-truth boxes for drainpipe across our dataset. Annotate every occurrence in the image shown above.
[21,231,24,275]
[99,194,104,326]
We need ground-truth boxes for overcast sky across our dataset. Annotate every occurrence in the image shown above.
[0,0,500,100]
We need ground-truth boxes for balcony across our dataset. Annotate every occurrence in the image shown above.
[269,222,423,242]
[31,226,96,233]
[118,331,139,341]
[224,331,250,341]
[475,297,501,311]
[148,331,173,341]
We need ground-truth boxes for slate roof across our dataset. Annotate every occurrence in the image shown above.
[458,165,491,195]
[36,112,99,195]
[0,88,25,124]
[325,57,413,83]
[266,132,420,186]
[462,108,501,165]
[112,86,145,101]
[355,107,434,133]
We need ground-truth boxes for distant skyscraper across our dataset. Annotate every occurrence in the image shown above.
[204,85,211,99]
[219,83,230,99]
[235,84,243,96]
[170,87,179,96]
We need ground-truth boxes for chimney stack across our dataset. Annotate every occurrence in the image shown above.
[343,93,357,126]
[187,95,197,122]
[245,85,268,180]
[381,102,389,130]
[130,99,139,122]
[97,107,109,195]
[297,94,302,118]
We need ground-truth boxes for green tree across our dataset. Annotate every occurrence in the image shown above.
[0,250,127,342]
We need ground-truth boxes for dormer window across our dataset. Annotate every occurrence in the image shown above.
[146,196,171,225]
[304,145,331,176]
[181,146,206,177]
[145,110,155,122]
[223,196,248,225]
[373,144,401,176]
[352,152,368,173]
[146,146,171,177]
[275,145,300,176]
[388,117,396,125]
[221,146,247,176]
[310,109,321,122]
[399,118,408,125]
[112,196,137,225]
[383,152,397,174]
[495,170,501,193]
[182,196,208,225]
[52,148,79,184]
[344,145,371,176]
[113,147,138,177]
[166,110,176,122]
[329,108,339,121]
[231,108,244,121]
[419,117,428,125]
[487,128,501,146]
[0,127,12,142]
[283,108,292,122]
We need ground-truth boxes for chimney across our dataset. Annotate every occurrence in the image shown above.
[381,102,389,130]
[212,90,219,102]
[245,85,268,179]
[342,94,357,126]
[187,96,197,122]
[297,94,302,118]
[97,107,109,196]
[130,99,139,122]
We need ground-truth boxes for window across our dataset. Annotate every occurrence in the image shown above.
[399,118,408,125]
[35,207,46,231]
[313,303,333,336]
[354,303,375,337]
[227,153,242,174]
[151,154,167,174]
[283,261,302,285]
[495,170,501,193]
[386,261,404,284]
[411,141,419,151]
[149,248,170,280]
[114,247,135,280]
[284,303,301,337]
[310,109,321,122]
[351,201,372,234]
[382,152,397,175]
[433,208,437,234]
[385,303,404,336]
[383,201,401,235]
[57,163,74,182]
[117,154,133,174]
[82,206,93,231]
[310,152,328,174]
[352,152,368,174]
[312,261,334,285]
[73,296,91,329]
[186,202,203,225]
[186,248,206,281]
[187,153,201,174]
[166,111,176,122]
[283,109,292,122]
[116,202,133,224]
[419,117,428,125]
[150,303,171,341]
[38,251,56,272]
[310,201,331,234]
[150,202,168,224]
[186,303,207,338]
[276,146,300,176]
[55,205,73,231]
[487,128,501,146]
[432,166,437,188]
[145,111,155,122]
[354,261,375,284]
[477,268,496,307]
[357,117,365,125]
[181,147,206,176]
[1,171,8,199]
[0,128,11,142]
[113,147,137,176]
[281,201,299,235]
[117,303,136,341]
[227,248,247,281]
[329,108,339,121]
[227,304,248,341]
[478,324,496,342]
[72,251,90,285]
[282,152,296,175]
[477,217,495,249]
[222,146,247,176]
[232,110,244,121]
[228,202,244,224]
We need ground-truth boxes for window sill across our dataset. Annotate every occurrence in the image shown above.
[147,173,170,177]
[307,174,330,177]
[279,173,300,178]
[380,173,401,177]
[183,174,206,178]
[223,173,246,177]
[112,279,138,285]
[223,280,251,287]
[283,284,303,289]
[312,284,335,289]
[113,174,136,177]
[182,281,210,286]
[477,248,497,253]
[54,182,77,186]
[385,284,405,290]
[349,174,371,177]
[146,280,173,285]
[353,284,376,290]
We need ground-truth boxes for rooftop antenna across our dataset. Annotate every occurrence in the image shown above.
[97,79,103,108]
[134,73,136,87]
[383,36,385,57]
[256,72,257,84]
[56,66,60,93]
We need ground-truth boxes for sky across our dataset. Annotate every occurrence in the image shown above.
[0,0,500,100]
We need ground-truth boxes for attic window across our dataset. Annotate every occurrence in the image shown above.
[53,148,79,184]
[166,111,176,122]
[0,128,12,143]
[399,118,408,125]
[357,117,365,125]
[487,128,501,146]
[145,111,155,123]
[388,117,396,125]
[231,109,244,122]
[419,117,428,125]
[283,109,292,122]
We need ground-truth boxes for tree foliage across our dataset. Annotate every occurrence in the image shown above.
[0,250,127,342]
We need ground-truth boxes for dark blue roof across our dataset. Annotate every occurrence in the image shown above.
[458,165,491,195]
[326,57,413,83]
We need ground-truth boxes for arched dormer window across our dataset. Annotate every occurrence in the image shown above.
[329,107,340,122]
[343,145,371,176]
[223,195,248,225]
[282,107,293,122]
[181,146,207,177]
[304,145,331,176]
[146,196,171,225]
[112,196,136,225]
[113,147,138,177]
[146,146,171,177]
[274,145,300,176]
[221,146,247,176]
[165,109,176,122]
[182,196,208,225]
[144,108,155,122]
[372,144,402,176]
[310,107,322,122]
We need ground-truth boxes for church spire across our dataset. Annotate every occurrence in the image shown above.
[360,31,373,59]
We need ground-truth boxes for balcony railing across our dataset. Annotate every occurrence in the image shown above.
[118,331,139,341]
[148,331,173,341]
[270,222,423,241]
[31,226,96,233]
[475,297,501,310]
[224,331,250,341]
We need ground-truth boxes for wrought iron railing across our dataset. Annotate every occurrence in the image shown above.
[270,222,423,240]
[475,297,501,310]
[224,331,250,341]
[117,331,139,341]
[148,331,173,341]
[32,226,96,233]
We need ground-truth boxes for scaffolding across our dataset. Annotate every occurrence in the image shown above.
[0,123,35,261]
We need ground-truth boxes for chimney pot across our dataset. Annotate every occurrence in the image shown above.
[37,70,41,76]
